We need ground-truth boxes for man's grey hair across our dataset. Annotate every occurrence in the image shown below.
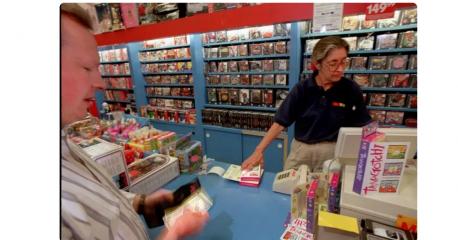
[60,3,94,31]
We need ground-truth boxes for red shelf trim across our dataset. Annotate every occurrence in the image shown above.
[95,3,416,46]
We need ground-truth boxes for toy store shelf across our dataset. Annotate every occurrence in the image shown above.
[361,87,417,93]
[204,104,277,112]
[149,119,196,127]
[202,36,290,47]
[350,48,417,55]
[146,95,194,100]
[202,124,244,134]
[204,54,289,61]
[367,106,417,112]
[207,84,289,89]
[139,44,190,52]
[379,124,413,128]
[105,87,134,91]
[140,58,192,64]
[142,71,193,75]
[202,124,277,135]
[302,70,416,74]
[348,69,416,74]
[99,60,130,64]
[303,48,417,56]
[101,74,131,78]
[145,84,194,87]
[301,24,417,38]
[105,99,135,104]
[207,71,289,75]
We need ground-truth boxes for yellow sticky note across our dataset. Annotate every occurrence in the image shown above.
[318,211,359,234]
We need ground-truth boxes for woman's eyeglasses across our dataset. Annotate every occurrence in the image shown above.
[323,57,350,71]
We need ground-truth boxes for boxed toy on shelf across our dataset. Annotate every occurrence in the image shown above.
[125,154,180,194]
[140,105,197,124]
[176,140,203,173]
[101,118,141,144]
[99,48,129,62]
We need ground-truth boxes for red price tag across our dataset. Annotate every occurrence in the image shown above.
[365,3,396,20]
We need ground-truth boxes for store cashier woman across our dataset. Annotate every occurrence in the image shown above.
[60,4,208,240]
[242,36,371,172]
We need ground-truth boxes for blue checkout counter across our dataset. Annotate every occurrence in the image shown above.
[147,161,290,239]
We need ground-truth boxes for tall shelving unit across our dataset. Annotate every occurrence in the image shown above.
[200,24,296,129]
[140,39,194,107]
[131,36,200,137]
[97,45,138,112]
[192,23,304,172]
[202,36,291,112]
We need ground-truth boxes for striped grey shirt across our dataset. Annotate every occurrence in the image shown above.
[61,138,149,240]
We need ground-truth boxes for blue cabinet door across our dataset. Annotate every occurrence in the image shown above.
[242,135,285,173]
[152,122,196,137]
[204,129,242,165]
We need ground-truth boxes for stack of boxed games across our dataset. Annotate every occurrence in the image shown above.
[106,77,133,89]
[138,47,191,61]
[202,109,275,131]
[144,75,193,85]
[207,88,288,108]
[94,3,126,32]
[105,90,131,101]
[202,23,290,44]
[99,48,129,62]
[140,106,196,124]
[148,98,194,110]
[368,111,406,126]
[141,62,192,73]
[143,35,188,49]
[146,87,193,97]
[340,8,416,32]
[99,63,131,75]
[205,59,289,73]
[205,74,287,86]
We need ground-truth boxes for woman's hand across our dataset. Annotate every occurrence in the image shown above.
[241,150,264,170]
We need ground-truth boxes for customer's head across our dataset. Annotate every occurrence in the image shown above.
[311,36,350,82]
[61,3,104,125]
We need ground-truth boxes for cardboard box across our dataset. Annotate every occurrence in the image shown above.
[353,122,410,196]
[67,137,127,177]
[128,154,180,194]
[176,141,203,173]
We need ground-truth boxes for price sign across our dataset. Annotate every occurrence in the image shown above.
[313,3,344,33]
[365,3,396,20]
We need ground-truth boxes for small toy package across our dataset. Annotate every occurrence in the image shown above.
[176,140,203,173]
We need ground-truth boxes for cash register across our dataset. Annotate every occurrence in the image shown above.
[335,127,417,225]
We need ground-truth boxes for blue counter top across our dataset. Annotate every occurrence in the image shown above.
[147,161,290,239]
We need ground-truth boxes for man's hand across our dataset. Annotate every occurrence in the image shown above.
[161,209,209,240]
[241,150,264,170]
[143,189,173,217]
[133,189,174,227]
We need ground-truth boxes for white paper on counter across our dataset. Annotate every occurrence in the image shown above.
[207,166,226,177]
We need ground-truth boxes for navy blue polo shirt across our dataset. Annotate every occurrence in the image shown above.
[274,74,371,144]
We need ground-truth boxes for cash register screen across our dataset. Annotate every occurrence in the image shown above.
[335,127,417,165]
